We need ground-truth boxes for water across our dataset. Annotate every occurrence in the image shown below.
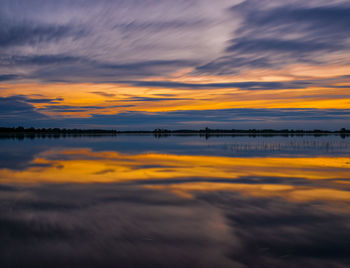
[1,134,350,267]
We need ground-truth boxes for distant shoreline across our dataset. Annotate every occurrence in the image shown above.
[1,127,349,135]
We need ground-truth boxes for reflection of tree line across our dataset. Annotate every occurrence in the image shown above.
[0,127,118,139]
[153,127,350,134]
[1,127,350,139]
[152,128,350,139]
[222,140,350,153]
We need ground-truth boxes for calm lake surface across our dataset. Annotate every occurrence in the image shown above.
[1,134,350,267]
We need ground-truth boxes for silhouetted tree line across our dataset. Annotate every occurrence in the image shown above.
[152,127,350,134]
[0,127,117,134]
[1,126,349,135]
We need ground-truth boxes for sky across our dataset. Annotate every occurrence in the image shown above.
[1,0,350,130]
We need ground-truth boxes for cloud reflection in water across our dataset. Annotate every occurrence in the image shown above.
[1,135,350,267]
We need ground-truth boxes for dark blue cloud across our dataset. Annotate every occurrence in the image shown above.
[118,96,193,102]
[1,106,348,130]
[96,60,197,78]
[0,74,19,81]
[197,1,350,75]
[26,97,64,103]
[196,56,274,75]
[122,80,312,90]
[226,38,342,54]
[115,19,207,33]
[38,104,134,113]
[91,91,116,97]
[27,59,197,82]
[0,20,84,48]
[101,60,195,72]
[0,96,48,124]
[0,55,82,66]
[243,5,350,33]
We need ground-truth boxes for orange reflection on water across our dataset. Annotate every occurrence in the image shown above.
[1,148,350,202]
[1,148,350,183]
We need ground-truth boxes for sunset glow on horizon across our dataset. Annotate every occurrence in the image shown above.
[1,0,350,129]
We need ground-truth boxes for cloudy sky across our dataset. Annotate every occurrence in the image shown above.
[1,0,350,129]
